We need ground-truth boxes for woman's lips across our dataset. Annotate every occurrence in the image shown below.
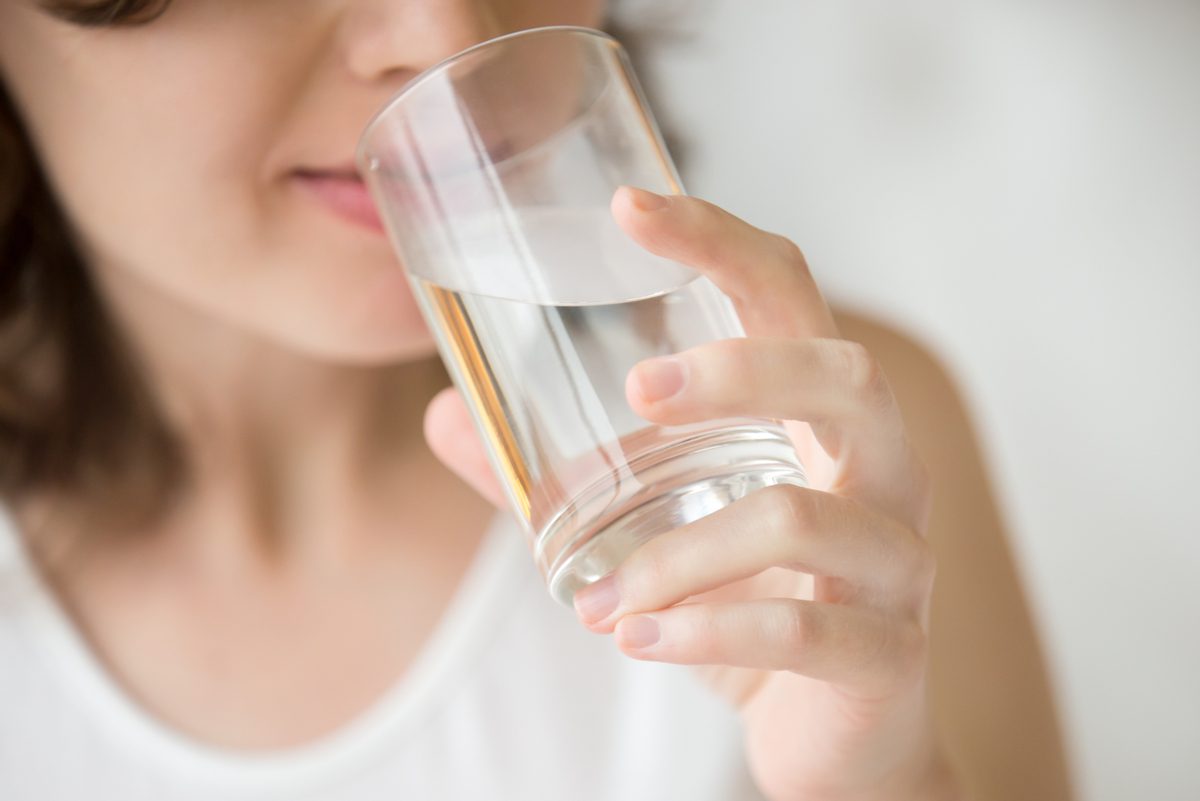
[291,170,385,234]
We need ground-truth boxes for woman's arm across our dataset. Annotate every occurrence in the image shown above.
[835,311,1075,801]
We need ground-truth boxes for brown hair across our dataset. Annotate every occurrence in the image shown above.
[1,0,182,538]
[0,1,676,538]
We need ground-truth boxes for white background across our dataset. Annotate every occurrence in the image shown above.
[630,1,1200,799]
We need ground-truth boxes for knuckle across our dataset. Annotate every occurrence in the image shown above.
[691,195,724,220]
[762,483,817,543]
[778,600,819,655]
[859,617,926,693]
[773,234,811,276]
[839,341,882,394]
[905,534,938,594]
[623,538,673,600]
[836,341,890,410]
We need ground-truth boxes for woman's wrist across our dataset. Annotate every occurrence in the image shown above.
[880,744,966,801]
[835,739,966,801]
[907,748,966,801]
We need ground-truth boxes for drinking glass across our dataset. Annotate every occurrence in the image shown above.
[357,26,807,606]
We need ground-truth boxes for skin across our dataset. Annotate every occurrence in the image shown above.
[0,0,603,754]
[1,1,1074,799]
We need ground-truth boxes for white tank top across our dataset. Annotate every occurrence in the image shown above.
[0,507,767,800]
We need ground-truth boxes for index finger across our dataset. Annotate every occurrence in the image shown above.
[611,186,839,342]
[611,186,928,527]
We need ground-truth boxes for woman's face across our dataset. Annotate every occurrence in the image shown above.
[0,0,606,363]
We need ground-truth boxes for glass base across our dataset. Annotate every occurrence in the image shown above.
[536,423,807,608]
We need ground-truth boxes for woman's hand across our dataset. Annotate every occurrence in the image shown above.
[425,187,962,801]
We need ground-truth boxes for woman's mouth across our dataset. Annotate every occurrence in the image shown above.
[291,168,385,234]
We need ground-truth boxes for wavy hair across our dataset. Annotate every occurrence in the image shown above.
[0,0,182,537]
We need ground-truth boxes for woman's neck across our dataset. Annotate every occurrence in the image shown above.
[19,258,493,573]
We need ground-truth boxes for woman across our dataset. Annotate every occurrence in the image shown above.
[0,1,1071,799]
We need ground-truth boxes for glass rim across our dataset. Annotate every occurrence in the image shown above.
[354,25,619,173]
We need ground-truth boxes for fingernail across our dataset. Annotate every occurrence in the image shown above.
[634,357,686,403]
[626,186,671,212]
[574,574,620,624]
[621,616,661,649]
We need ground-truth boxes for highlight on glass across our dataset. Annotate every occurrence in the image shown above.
[357,26,808,606]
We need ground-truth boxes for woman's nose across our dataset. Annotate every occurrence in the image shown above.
[338,0,505,84]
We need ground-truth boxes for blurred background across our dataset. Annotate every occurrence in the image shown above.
[617,1,1200,799]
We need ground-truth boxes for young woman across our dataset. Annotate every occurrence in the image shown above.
[0,1,1071,799]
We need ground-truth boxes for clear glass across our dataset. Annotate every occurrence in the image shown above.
[357,26,807,606]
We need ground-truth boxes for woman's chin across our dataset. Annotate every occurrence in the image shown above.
[249,308,437,366]
[299,329,438,366]
[272,265,438,365]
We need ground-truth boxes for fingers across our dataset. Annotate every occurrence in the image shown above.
[613,599,927,700]
[573,483,935,633]
[599,189,934,699]
[625,336,927,528]
[627,336,905,442]
[423,386,510,510]
[612,187,929,524]
[611,186,839,341]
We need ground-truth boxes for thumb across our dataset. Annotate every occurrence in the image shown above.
[424,386,510,510]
